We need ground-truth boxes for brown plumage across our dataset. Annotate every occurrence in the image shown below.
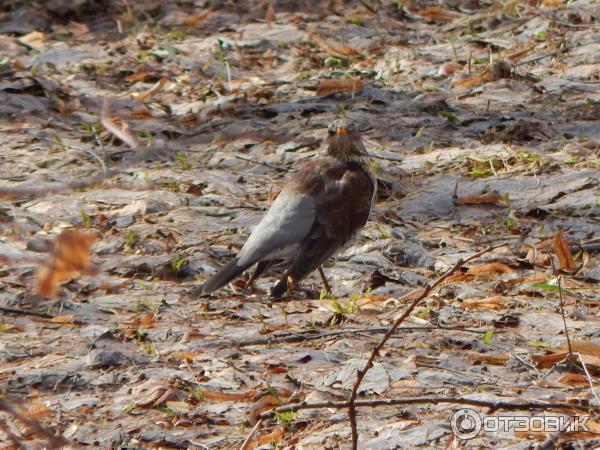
[201,119,376,297]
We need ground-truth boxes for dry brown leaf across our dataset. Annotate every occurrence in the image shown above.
[203,389,256,402]
[0,323,24,332]
[182,8,213,27]
[446,273,475,283]
[525,247,551,266]
[452,60,512,88]
[46,314,75,324]
[316,78,364,96]
[557,340,600,358]
[132,77,167,102]
[265,3,276,21]
[531,351,570,369]
[249,395,281,425]
[417,6,462,21]
[461,296,505,310]
[170,351,202,362]
[468,262,515,277]
[257,427,286,445]
[466,352,509,364]
[28,399,52,421]
[356,294,388,307]
[137,313,155,328]
[558,373,589,386]
[35,230,97,298]
[454,192,505,206]
[540,0,564,6]
[438,62,461,76]
[123,71,156,82]
[504,273,546,285]
[309,32,362,57]
[553,231,576,270]
[18,31,46,50]
[101,99,138,148]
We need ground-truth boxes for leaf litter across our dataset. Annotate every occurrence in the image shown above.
[0,0,599,448]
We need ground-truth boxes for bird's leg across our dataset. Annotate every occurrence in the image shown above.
[271,275,294,298]
[246,260,272,290]
[318,266,332,295]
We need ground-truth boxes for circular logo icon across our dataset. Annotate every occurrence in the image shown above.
[450,408,482,440]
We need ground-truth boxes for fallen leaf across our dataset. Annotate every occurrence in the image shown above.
[36,229,97,298]
[531,351,570,369]
[454,192,505,206]
[452,60,512,88]
[316,79,364,96]
[461,296,505,310]
[553,231,576,270]
[417,6,462,21]
[309,32,362,57]
[468,262,514,277]
[203,389,256,402]
[137,313,155,328]
[265,3,276,21]
[438,62,461,76]
[257,427,286,445]
[466,352,509,364]
[558,373,589,386]
[46,314,75,324]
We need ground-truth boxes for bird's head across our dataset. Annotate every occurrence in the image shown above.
[323,119,368,160]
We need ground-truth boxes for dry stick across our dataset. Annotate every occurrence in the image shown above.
[260,396,594,419]
[0,399,68,449]
[234,154,293,172]
[347,243,507,449]
[232,325,488,347]
[0,306,54,319]
[575,353,600,407]
[550,257,572,354]
[239,418,262,450]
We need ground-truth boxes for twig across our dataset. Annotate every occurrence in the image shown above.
[230,326,488,347]
[550,258,572,353]
[239,418,262,450]
[0,306,54,318]
[234,154,293,172]
[260,396,593,418]
[575,353,600,407]
[347,243,507,449]
[0,399,68,449]
[37,136,107,176]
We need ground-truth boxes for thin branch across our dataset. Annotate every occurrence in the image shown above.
[234,154,293,172]
[550,257,572,353]
[239,418,262,450]
[260,396,594,418]
[0,399,68,449]
[348,243,508,449]
[575,353,600,407]
[0,306,54,318]
[37,136,107,176]
[230,325,488,347]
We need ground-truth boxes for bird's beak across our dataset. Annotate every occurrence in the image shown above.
[336,127,348,136]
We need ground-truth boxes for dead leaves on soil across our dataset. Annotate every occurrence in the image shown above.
[35,229,97,298]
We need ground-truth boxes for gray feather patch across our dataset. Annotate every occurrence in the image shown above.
[237,191,315,266]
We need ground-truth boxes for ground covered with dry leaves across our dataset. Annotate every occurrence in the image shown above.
[0,0,600,448]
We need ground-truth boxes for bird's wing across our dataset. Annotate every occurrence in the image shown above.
[237,190,316,266]
[286,159,375,281]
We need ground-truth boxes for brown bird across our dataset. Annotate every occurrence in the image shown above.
[201,119,376,297]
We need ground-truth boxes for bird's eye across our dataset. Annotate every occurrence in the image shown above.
[327,126,336,135]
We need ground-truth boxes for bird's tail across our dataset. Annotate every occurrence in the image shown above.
[201,258,248,295]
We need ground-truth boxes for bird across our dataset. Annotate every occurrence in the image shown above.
[201,118,376,298]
